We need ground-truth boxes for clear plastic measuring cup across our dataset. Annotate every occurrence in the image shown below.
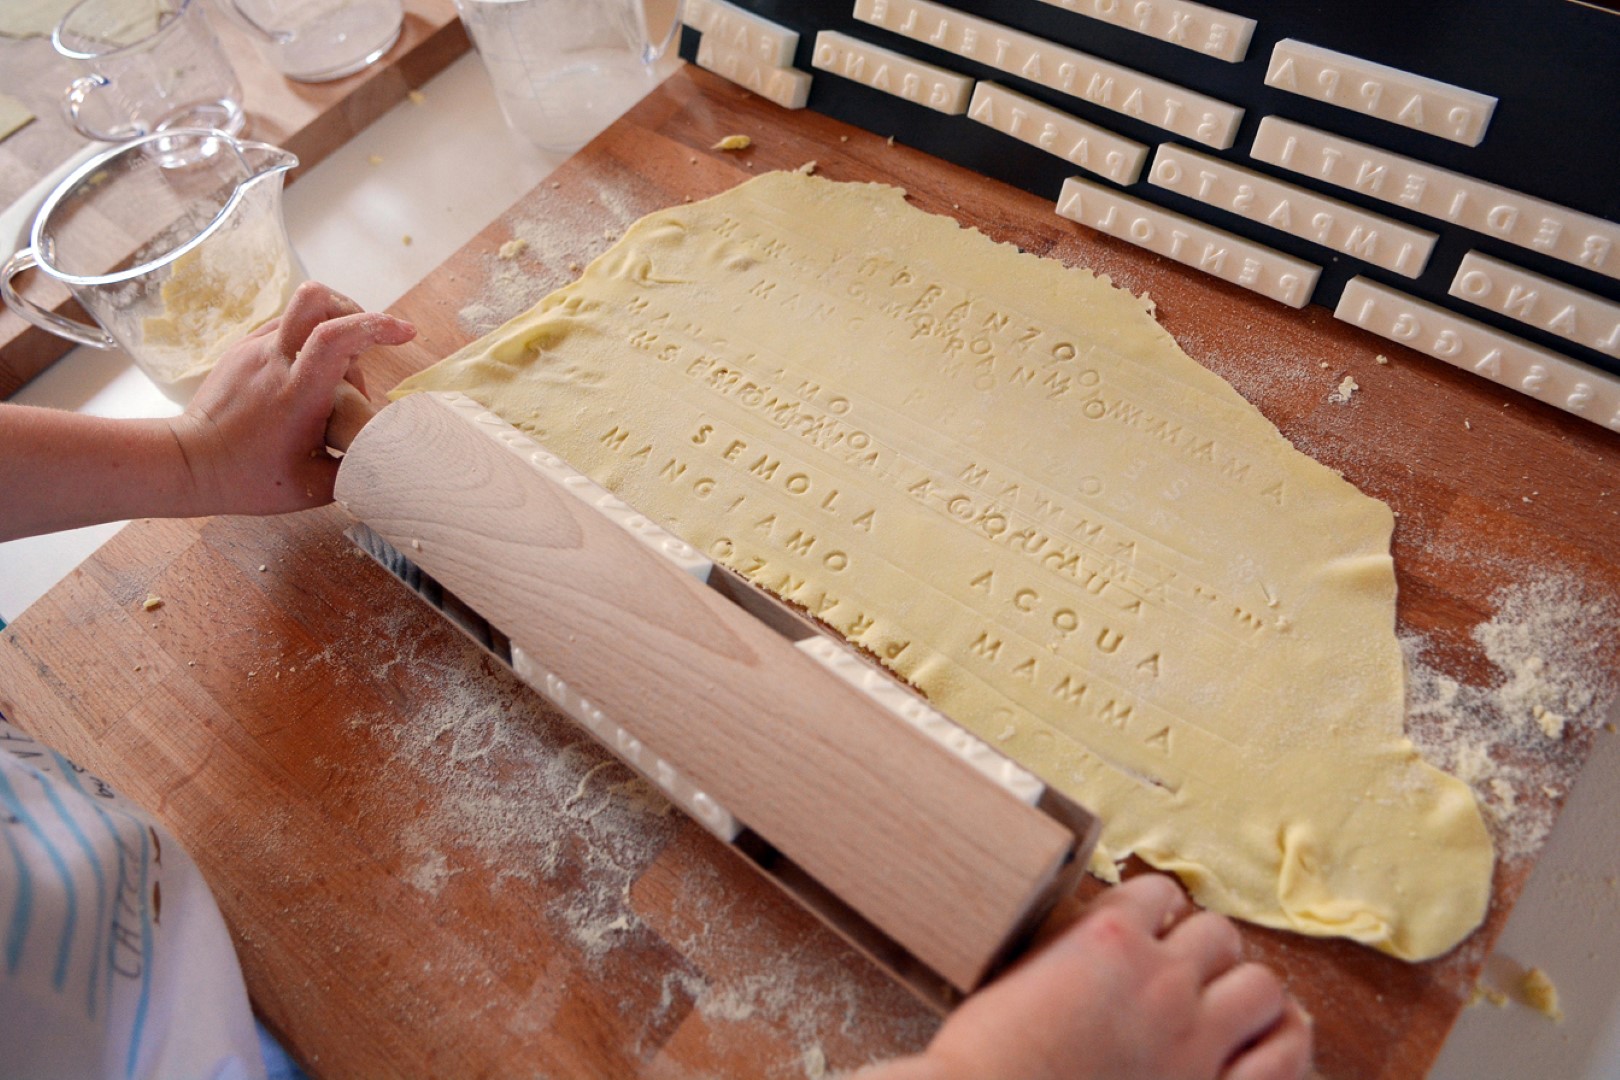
[54,0,246,142]
[0,130,304,392]
[228,0,405,82]
[453,0,682,152]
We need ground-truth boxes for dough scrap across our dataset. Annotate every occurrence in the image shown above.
[394,172,1494,960]
[0,95,33,142]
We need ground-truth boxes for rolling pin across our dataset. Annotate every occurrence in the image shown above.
[328,388,1100,1007]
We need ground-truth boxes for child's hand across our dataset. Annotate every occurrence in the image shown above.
[866,874,1312,1080]
[171,281,416,516]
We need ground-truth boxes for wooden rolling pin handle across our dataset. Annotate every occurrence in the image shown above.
[326,380,378,453]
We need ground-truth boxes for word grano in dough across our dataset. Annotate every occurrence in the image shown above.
[394,172,1494,961]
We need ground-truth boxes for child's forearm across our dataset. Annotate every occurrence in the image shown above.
[2,282,417,546]
[0,405,202,542]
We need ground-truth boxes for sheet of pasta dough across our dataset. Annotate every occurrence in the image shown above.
[394,172,1493,961]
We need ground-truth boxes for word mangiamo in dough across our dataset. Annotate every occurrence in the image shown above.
[394,171,1494,962]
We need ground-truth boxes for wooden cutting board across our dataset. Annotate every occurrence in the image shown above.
[0,0,468,399]
[3,65,1619,1079]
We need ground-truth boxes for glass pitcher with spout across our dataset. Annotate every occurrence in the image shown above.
[1,129,304,392]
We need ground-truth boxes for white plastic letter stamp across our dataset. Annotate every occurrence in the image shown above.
[697,36,813,109]
[855,0,1243,148]
[1335,277,1620,431]
[1149,142,1435,276]
[969,81,1147,183]
[1450,251,1620,359]
[683,0,798,67]
[813,30,974,114]
[1057,176,1320,307]
[1251,116,1620,281]
[1264,39,1496,146]
[1027,0,1255,62]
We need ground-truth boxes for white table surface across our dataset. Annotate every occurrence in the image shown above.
[2,46,1617,1080]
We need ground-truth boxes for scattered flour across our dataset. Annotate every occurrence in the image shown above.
[457,176,651,337]
[335,594,932,1074]
[406,849,456,894]
[1404,574,1620,864]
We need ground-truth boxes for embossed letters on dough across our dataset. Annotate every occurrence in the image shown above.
[394,173,1494,961]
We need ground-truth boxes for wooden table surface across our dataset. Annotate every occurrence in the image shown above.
[3,66,1619,1079]
[0,0,468,398]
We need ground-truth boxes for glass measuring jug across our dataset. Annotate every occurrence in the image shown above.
[0,130,304,391]
[453,0,682,152]
[54,0,246,142]
[228,0,405,82]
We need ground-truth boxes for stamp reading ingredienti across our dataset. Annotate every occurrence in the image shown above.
[1250,116,1619,281]
[394,172,1493,962]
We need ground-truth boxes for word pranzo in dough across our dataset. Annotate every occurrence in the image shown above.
[395,172,1494,962]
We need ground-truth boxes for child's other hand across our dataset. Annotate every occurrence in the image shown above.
[865,874,1312,1080]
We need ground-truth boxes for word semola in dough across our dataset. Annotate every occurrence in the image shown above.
[395,172,1494,962]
